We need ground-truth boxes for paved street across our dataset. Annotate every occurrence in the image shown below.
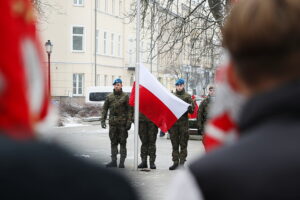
[41,124,205,200]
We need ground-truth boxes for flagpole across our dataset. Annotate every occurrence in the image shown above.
[134,0,141,170]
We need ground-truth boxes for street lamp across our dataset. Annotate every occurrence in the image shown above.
[45,40,53,96]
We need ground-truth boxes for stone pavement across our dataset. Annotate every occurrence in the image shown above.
[43,124,205,200]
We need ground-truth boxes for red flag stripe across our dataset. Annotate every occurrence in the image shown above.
[129,83,178,132]
[210,112,236,132]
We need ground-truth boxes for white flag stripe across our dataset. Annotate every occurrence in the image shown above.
[205,124,236,141]
[140,65,189,118]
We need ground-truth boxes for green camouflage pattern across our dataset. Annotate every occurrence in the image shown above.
[169,89,195,164]
[173,89,195,126]
[197,96,211,135]
[169,121,189,163]
[101,89,132,161]
[138,113,158,162]
[109,126,128,161]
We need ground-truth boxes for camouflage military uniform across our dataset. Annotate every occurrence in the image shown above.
[197,95,212,135]
[101,89,132,165]
[169,89,195,165]
[138,113,158,168]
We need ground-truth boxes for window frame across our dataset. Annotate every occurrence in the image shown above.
[111,33,114,56]
[103,31,108,55]
[71,25,85,52]
[73,73,84,96]
[73,0,84,7]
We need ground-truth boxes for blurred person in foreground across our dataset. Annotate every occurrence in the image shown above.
[166,0,300,199]
[0,0,137,199]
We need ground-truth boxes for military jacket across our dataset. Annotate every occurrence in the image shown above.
[197,95,212,134]
[173,89,195,125]
[101,89,132,126]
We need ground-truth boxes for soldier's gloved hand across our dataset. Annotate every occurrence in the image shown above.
[101,121,106,129]
[126,121,132,131]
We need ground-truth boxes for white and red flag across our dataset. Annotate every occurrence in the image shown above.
[129,65,189,132]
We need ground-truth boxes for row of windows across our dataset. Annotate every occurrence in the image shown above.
[73,0,123,17]
[72,26,122,57]
[73,73,171,96]
[96,74,127,86]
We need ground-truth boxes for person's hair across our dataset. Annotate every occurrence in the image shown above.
[223,0,300,86]
[209,86,214,91]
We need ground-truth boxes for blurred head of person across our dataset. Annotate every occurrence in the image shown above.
[223,0,300,97]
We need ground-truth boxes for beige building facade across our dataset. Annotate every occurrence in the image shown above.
[39,0,162,99]
[38,0,216,99]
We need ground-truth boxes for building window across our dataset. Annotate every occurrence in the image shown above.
[112,75,115,83]
[118,35,121,57]
[105,0,108,12]
[96,29,99,53]
[112,0,115,15]
[103,31,107,54]
[73,0,84,6]
[73,74,84,95]
[96,0,99,9]
[129,49,133,65]
[104,75,107,86]
[96,74,100,86]
[72,26,84,51]
[111,33,114,56]
[119,0,122,16]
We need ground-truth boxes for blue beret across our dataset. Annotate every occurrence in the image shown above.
[175,78,185,85]
[113,78,122,85]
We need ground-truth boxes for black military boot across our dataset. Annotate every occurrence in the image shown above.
[169,162,179,170]
[150,162,156,169]
[119,158,125,168]
[106,160,117,168]
[138,160,148,168]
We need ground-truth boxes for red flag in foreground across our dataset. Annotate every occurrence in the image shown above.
[129,65,189,132]
[203,64,245,151]
[0,0,50,139]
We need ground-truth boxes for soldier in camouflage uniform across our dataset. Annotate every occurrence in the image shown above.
[169,78,195,170]
[137,113,158,169]
[197,86,215,135]
[101,79,132,168]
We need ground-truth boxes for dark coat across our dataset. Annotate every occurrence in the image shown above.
[189,81,300,200]
[0,135,138,200]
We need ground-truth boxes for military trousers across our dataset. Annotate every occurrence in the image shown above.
[169,121,189,164]
[109,125,128,161]
[138,122,158,162]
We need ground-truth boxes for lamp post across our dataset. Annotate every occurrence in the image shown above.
[45,40,53,96]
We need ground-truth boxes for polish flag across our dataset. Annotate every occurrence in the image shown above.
[129,65,189,132]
